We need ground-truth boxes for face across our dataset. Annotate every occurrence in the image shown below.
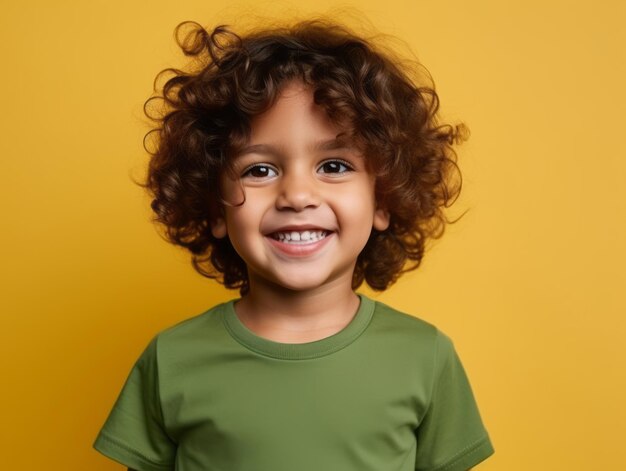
[211,81,390,295]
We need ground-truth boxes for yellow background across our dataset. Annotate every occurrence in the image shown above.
[1,0,624,469]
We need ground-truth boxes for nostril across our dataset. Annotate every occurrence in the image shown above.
[275,186,321,211]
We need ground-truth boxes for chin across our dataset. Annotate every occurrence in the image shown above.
[268,273,334,293]
[276,280,327,293]
[248,264,350,293]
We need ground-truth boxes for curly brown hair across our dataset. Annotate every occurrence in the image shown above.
[137,18,467,295]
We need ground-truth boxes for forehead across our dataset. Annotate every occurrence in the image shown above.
[246,81,350,147]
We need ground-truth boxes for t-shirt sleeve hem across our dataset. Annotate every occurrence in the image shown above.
[93,432,174,471]
[426,434,495,471]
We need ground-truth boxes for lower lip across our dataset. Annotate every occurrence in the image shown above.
[265,233,334,257]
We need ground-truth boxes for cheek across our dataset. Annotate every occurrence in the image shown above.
[220,177,246,207]
[225,208,255,235]
[339,182,377,214]
[335,189,377,233]
[224,212,256,259]
[223,196,268,246]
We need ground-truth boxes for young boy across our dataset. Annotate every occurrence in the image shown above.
[93,18,494,471]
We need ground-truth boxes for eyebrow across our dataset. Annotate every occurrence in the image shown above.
[235,136,357,157]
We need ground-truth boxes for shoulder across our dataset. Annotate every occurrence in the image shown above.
[366,295,455,358]
[137,300,233,361]
[369,296,436,329]
[367,295,450,342]
[158,301,230,337]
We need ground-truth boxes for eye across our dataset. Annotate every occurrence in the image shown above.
[317,159,353,175]
[241,164,278,179]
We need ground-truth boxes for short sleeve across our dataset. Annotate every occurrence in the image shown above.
[93,336,177,471]
[414,330,494,471]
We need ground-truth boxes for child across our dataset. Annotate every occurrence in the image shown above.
[93,17,494,471]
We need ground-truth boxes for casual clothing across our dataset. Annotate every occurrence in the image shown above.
[93,294,494,471]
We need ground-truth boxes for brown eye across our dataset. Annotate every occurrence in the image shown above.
[318,160,352,175]
[242,164,277,179]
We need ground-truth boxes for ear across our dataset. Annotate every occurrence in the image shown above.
[373,207,390,231]
[211,217,228,239]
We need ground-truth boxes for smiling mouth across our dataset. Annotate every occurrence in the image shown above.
[270,230,330,244]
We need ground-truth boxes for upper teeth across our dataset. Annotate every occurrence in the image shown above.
[274,230,328,242]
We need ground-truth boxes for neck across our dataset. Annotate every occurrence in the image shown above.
[235,274,360,333]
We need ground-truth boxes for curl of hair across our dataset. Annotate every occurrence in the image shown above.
[137,18,467,295]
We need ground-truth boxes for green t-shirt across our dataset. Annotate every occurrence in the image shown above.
[93,294,494,471]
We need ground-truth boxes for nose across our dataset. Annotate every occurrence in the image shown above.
[275,171,321,211]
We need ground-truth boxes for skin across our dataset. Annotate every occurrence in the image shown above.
[211,80,390,342]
